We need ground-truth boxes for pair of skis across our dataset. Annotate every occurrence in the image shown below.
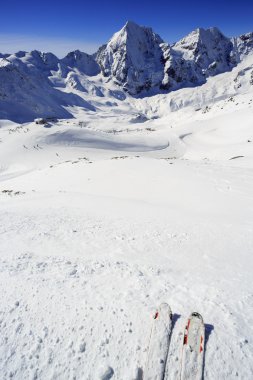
[145,303,205,380]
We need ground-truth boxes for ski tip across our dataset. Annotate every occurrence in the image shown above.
[153,303,172,320]
[191,312,203,322]
[160,302,171,310]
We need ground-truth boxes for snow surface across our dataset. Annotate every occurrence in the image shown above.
[1,43,253,380]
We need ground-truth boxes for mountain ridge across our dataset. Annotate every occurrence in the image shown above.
[1,22,253,122]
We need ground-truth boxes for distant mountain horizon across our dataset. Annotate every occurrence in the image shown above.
[1,21,253,122]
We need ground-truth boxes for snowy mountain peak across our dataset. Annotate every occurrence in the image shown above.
[0,57,12,68]
[122,20,143,34]
[122,20,163,42]
[161,26,234,91]
[174,26,230,57]
[96,21,165,94]
[105,20,164,55]
[197,26,223,37]
[61,50,100,76]
[125,20,140,28]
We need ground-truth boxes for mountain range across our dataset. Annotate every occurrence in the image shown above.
[1,21,253,122]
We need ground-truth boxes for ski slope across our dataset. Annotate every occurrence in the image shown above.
[1,59,253,379]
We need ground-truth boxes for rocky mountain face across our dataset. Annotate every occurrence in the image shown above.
[95,23,253,95]
[161,27,234,90]
[1,22,253,122]
[231,32,253,62]
[96,21,165,95]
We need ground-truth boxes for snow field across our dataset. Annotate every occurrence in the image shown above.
[1,153,253,378]
[1,58,253,378]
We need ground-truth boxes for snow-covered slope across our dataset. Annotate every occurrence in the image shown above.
[1,65,253,378]
[0,57,98,123]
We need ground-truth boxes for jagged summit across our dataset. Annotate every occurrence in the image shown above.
[62,50,100,76]
[96,20,165,94]
[120,20,162,41]
[192,26,223,37]
[119,20,145,34]
[110,20,162,41]
[125,20,141,28]
[174,26,232,59]
[176,26,223,48]
[161,26,234,90]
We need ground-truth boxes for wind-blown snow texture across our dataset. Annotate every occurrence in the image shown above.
[1,21,253,380]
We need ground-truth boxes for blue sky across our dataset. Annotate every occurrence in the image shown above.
[1,0,253,56]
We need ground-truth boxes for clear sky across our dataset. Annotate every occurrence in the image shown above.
[1,0,253,57]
